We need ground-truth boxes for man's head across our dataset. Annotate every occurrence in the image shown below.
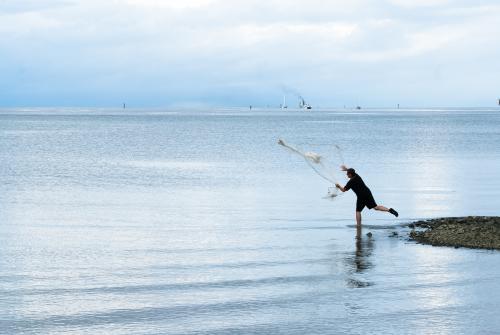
[346,168,356,179]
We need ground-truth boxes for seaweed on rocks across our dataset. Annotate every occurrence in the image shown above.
[407,216,500,250]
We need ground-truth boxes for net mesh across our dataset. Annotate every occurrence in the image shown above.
[278,139,345,199]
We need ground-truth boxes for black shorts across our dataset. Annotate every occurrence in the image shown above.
[356,194,377,212]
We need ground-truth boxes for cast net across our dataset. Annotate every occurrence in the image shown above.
[278,139,345,199]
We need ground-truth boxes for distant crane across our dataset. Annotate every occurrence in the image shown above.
[281,95,288,109]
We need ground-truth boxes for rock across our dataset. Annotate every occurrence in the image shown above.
[366,232,373,238]
[406,216,500,250]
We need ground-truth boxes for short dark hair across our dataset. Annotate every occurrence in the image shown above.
[346,168,356,175]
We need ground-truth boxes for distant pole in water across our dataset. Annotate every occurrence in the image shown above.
[497,98,500,106]
[249,105,252,110]
[397,103,400,109]
[123,103,126,109]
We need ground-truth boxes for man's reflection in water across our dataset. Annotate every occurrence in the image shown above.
[346,226,374,288]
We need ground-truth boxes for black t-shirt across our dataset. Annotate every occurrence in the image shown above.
[344,175,371,198]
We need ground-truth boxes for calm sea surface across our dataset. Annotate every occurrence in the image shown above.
[1,108,499,334]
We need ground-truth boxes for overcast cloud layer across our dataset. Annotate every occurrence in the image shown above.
[1,0,499,107]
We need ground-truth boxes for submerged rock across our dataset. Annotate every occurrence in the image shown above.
[408,216,500,250]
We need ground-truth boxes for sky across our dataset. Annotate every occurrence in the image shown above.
[1,0,499,108]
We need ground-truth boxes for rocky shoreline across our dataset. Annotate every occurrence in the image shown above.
[408,216,500,250]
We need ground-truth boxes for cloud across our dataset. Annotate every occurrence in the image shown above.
[124,0,215,10]
[387,0,451,8]
[1,0,499,107]
[0,0,73,13]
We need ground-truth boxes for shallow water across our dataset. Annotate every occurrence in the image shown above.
[1,107,499,334]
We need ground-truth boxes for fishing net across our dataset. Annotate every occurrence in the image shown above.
[278,139,345,199]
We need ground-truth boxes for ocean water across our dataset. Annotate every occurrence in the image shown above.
[0,107,499,334]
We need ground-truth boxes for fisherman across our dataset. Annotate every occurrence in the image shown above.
[335,166,398,227]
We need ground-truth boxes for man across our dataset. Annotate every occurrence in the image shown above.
[335,166,398,227]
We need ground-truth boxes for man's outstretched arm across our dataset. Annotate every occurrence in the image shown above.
[335,183,347,192]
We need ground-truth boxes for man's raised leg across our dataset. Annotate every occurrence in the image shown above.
[375,205,399,217]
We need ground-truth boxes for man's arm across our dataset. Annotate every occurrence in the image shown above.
[336,176,352,193]
[335,183,347,192]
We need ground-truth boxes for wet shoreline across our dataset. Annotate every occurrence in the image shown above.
[408,216,500,250]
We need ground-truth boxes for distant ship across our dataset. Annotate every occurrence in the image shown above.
[299,96,312,110]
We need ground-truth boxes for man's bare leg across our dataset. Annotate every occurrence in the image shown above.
[356,224,362,240]
[356,211,362,227]
[375,205,399,217]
